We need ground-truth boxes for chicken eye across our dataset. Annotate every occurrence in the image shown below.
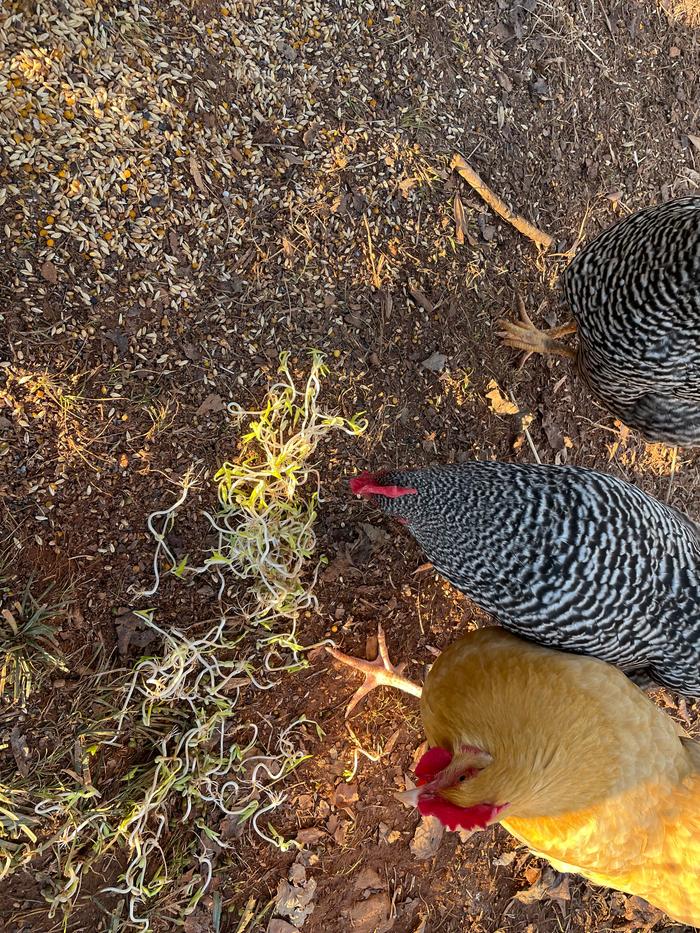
[459,775,466,782]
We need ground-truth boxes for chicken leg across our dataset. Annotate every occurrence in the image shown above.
[326,624,422,717]
[499,295,577,367]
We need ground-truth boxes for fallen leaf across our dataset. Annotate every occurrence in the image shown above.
[410,815,444,859]
[282,236,295,259]
[514,867,570,909]
[333,819,349,846]
[421,351,447,373]
[399,176,419,198]
[333,782,358,810]
[268,921,298,933]
[345,891,394,933]
[115,610,160,658]
[189,153,206,192]
[10,726,30,778]
[196,393,226,415]
[275,878,317,927]
[168,229,185,260]
[453,192,468,245]
[622,895,665,928]
[296,827,325,846]
[354,867,384,892]
[40,260,58,284]
[688,133,700,152]
[530,75,551,98]
[485,379,519,415]
[383,728,402,756]
[494,850,517,867]
[360,523,391,546]
[409,286,434,314]
[541,409,564,450]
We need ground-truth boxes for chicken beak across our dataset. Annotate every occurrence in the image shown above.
[395,786,422,808]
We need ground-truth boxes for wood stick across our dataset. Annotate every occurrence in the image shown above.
[450,153,554,250]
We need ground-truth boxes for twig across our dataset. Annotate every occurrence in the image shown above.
[666,446,678,504]
[509,391,542,464]
[450,153,554,250]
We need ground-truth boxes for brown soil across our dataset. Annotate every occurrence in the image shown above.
[1,0,699,931]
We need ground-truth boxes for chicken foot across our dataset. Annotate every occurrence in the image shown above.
[326,623,423,717]
[499,295,577,367]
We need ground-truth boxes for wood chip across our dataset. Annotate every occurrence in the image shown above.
[453,192,468,245]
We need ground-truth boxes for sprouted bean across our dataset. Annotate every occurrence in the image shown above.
[19,352,364,928]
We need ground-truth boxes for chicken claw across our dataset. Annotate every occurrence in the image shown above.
[498,294,577,367]
[326,624,422,717]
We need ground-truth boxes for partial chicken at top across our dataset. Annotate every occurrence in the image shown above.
[351,461,700,697]
[500,197,700,446]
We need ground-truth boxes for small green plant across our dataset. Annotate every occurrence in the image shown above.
[0,578,69,706]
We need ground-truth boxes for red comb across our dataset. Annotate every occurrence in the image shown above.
[349,471,417,499]
[415,746,453,780]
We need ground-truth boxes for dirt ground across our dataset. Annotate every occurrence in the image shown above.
[1,0,700,930]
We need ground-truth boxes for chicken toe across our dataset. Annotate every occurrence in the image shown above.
[499,295,577,366]
[326,624,422,717]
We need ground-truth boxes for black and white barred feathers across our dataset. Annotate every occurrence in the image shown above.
[565,197,700,445]
[353,462,700,696]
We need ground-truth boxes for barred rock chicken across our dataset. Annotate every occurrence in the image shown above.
[350,462,700,696]
[327,627,700,927]
[499,197,700,446]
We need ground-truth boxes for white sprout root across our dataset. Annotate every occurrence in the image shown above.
[27,351,364,926]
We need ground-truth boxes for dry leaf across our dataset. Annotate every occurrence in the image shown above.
[296,827,325,846]
[333,782,359,810]
[40,260,58,284]
[268,921,298,933]
[168,229,185,260]
[454,192,467,245]
[409,286,434,313]
[514,867,570,909]
[399,176,419,197]
[688,133,700,152]
[346,892,394,933]
[196,393,226,415]
[354,867,384,892]
[409,815,444,859]
[282,236,295,259]
[189,153,206,192]
[383,728,402,756]
[275,878,317,927]
[494,850,517,867]
[421,351,447,373]
[485,379,519,415]
[10,727,30,778]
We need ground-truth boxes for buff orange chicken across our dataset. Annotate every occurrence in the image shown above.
[328,627,700,926]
